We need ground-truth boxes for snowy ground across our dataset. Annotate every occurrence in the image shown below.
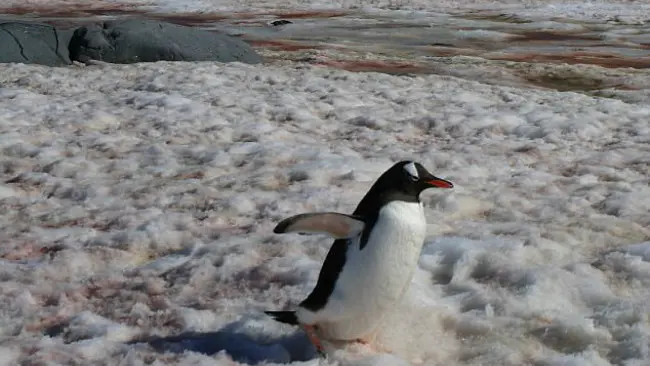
[1,1,650,366]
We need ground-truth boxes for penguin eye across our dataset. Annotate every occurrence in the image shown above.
[403,162,419,182]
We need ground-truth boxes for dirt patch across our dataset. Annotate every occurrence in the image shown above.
[0,2,145,17]
[2,5,348,30]
[520,69,608,91]
[312,59,427,74]
[266,10,347,19]
[424,45,483,57]
[247,39,323,52]
[145,12,256,27]
[511,30,601,42]
[460,13,533,24]
[490,52,650,69]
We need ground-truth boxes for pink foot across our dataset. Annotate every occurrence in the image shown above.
[303,324,326,357]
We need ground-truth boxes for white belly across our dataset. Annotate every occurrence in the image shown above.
[301,201,427,341]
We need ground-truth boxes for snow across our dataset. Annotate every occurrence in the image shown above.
[0,0,650,365]
[131,0,650,24]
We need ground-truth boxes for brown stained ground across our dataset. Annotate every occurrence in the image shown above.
[267,10,347,19]
[312,59,428,75]
[511,30,603,42]
[516,68,643,92]
[2,6,350,33]
[1,2,146,17]
[460,12,534,24]
[488,52,650,69]
[146,12,256,26]
[2,4,347,23]
[143,11,345,28]
[422,45,482,58]
[247,40,325,52]
[1,3,648,89]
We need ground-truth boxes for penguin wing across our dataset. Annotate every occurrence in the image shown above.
[273,212,366,239]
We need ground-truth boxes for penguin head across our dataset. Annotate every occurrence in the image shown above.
[391,160,454,197]
[347,160,454,215]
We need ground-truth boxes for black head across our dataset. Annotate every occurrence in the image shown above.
[353,160,453,215]
[383,160,453,196]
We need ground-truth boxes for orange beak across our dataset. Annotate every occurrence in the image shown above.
[426,177,454,189]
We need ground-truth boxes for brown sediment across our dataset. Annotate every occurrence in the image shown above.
[510,30,602,42]
[146,11,258,26]
[312,59,428,74]
[247,39,323,51]
[427,49,467,57]
[433,50,463,57]
[56,7,144,17]
[3,8,252,28]
[522,72,605,92]
[461,13,533,24]
[265,10,347,19]
[0,3,145,17]
[150,9,348,26]
[171,170,205,180]
[1,4,346,21]
[1,244,41,261]
[424,45,481,57]
[489,52,650,69]
[603,83,642,91]
[552,42,650,50]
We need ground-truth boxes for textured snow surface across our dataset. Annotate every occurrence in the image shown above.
[0,0,650,365]
[142,0,650,23]
[0,60,648,365]
[5,0,650,22]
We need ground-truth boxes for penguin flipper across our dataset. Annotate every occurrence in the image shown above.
[265,310,299,325]
[273,212,365,239]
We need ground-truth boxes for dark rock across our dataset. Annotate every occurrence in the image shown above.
[269,20,293,26]
[0,21,72,66]
[68,19,262,65]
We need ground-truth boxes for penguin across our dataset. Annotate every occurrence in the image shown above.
[265,161,454,355]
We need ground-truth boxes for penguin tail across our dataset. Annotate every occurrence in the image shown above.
[265,310,299,325]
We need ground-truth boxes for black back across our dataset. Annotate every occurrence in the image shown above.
[299,161,437,311]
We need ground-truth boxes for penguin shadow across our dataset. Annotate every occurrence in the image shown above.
[128,316,319,365]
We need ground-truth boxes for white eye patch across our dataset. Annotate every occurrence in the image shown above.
[403,162,419,180]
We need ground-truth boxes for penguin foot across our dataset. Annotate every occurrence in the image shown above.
[353,339,391,354]
[303,324,326,358]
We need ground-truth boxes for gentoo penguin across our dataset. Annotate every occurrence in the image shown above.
[265,161,453,355]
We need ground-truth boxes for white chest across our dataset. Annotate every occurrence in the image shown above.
[321,201,428,339]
